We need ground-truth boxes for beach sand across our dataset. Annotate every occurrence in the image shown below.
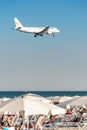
[44,127,85,130]
[43,122,86,130]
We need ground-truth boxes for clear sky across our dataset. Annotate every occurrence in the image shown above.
[0,0,87,91]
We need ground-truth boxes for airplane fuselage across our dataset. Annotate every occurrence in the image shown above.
[14,18,60,37]
[16,27,59,34]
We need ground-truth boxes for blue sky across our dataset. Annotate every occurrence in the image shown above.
[0,0,87,91]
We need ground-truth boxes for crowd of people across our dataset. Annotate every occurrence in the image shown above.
[0,105,87,129]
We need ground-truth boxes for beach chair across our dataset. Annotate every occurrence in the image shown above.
[42,116,63,130]
[35,115,46,130]
[77,113,87,129]
[60,114,79,127]
[63,113,87,130]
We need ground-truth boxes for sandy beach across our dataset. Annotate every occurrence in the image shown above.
[44,127,84,130]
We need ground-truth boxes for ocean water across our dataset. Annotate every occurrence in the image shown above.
[0,91,87,98]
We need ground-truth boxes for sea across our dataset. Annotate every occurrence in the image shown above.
[0,91,87,98]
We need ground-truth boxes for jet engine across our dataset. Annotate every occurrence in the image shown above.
[47,30,52,34]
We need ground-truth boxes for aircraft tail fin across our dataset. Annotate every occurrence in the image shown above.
[14,18,23,28]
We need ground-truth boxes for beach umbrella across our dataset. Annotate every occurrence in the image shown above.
[24,93,52,104]
[59,96,73,103]
[41,102,65,115]
[47,96,72,105]
[58,96,79,108]
[47,96,60,103]
[0,97,10,104]
[68,96,87,106]
[60,96,87,107]
[0,94,65,117]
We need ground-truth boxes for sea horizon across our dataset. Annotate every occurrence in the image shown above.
[0,91,87,98]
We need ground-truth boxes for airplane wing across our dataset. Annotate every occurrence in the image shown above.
[36,26,49,36]
[40,26,49,33]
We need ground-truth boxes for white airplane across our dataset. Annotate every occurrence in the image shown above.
[14,18,60,37]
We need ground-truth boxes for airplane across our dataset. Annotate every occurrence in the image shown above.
[13,18,60,37]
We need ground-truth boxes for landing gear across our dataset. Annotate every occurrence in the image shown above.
[34,34,43,37]
[34,34,37,37]
[40,34,43,36]
[53,34,55,37]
